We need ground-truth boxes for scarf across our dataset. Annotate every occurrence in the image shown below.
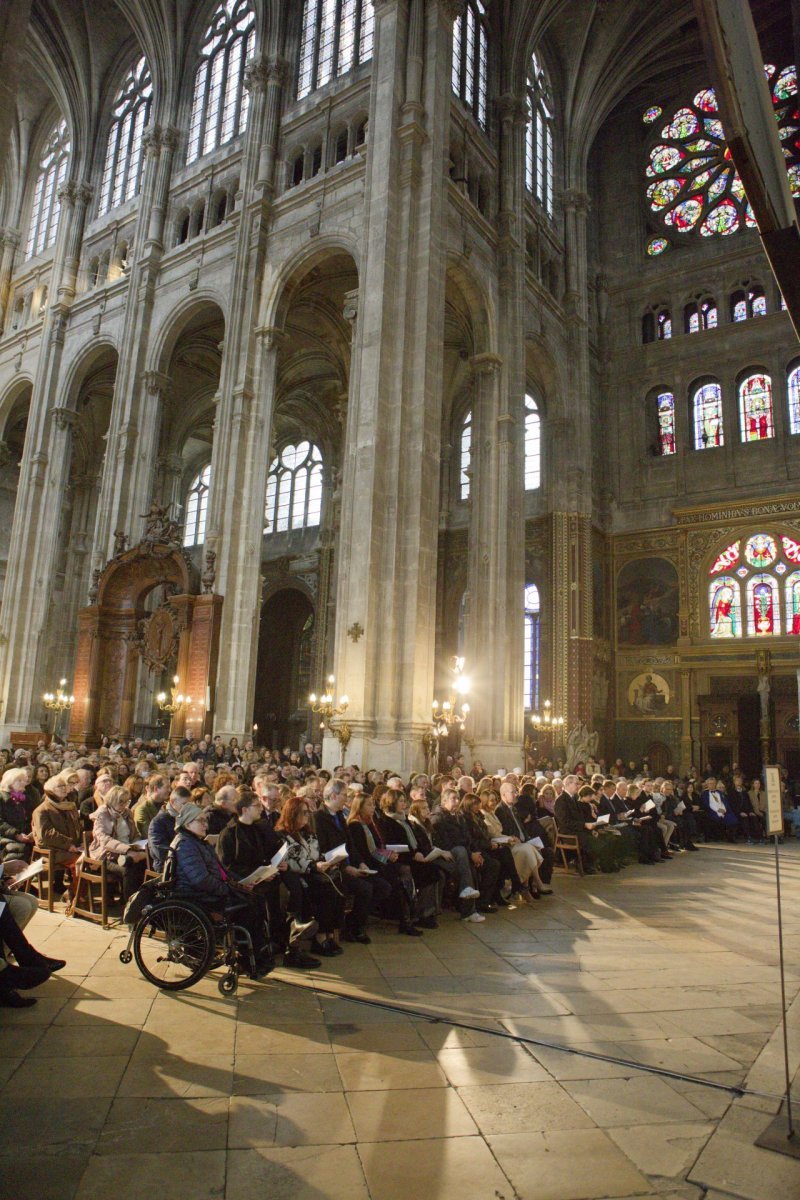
[394,814,417,851]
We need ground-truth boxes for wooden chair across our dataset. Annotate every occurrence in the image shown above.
[143,843,161,883]
[24,846,57,912]
[553,822,585,877]
[68,832,109,928]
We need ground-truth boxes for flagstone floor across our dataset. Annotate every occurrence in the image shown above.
[2,842,800,1200]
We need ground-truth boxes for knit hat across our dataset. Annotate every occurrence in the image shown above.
[175,802,206,830]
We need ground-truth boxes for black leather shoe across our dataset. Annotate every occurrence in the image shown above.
[417,916,438,929]
[0,989,36,1008]
[28,955,67,973]
[283,950,321,969]
[0,964,51,991]
[398,922,423,937]
[478,903,498,914]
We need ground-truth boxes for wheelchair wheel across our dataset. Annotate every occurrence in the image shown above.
[133,900,215,990]
[119,949,133,965]
[218,971,238,997]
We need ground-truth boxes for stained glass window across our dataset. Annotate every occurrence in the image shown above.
[731,284,766,322]
[646,237,669,257]
[746,574,780,635]
[788,364,800,434]
[99,58,152,215]
[526,53,554,217]
[709,576,741,638]
[656,392,676,456]
[184,465,211,546]
[524,394,541,489]
[524,584,541,710]
[452,1,489,130]
[744,534,777,568]
[785,572,800,634]
[738,373,774,442]
[642,105,663,125]
[783,536,800,564]
[187,0,255,166]
[644,64,799,243]
[685,297,717,333]
[297,0,374,99]
[459,411,472,500]
[692,381,723,448]
[26,119,71,258]
[264,442,323,533]
[710,540,740,574]
[658,310,672,339]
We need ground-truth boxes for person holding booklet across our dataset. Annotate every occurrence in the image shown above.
[346,793,424,936]
[480,786,551,902]
[314,781,391,944]
[377,788,442,929]
[275,795,346,957]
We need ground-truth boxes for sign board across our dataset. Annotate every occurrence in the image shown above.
[764,765,783,837]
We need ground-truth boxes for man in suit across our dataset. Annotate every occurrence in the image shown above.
[314,780,390,943]
[553,774,598,873]
[498,780,554,886]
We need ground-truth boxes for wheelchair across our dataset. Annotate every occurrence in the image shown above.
[119,867,270,996]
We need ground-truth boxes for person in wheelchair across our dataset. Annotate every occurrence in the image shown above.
[170,803,274,978]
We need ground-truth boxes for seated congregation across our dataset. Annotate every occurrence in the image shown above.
[0,736,775,1004]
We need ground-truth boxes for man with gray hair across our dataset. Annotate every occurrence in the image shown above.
[207,784,238,835]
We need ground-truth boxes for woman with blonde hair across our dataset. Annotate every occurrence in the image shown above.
[88,784,147,901]
[0,766,37,862]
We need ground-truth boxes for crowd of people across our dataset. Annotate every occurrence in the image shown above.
[0,733,793,1005]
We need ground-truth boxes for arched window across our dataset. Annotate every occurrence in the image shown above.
[656,391,676,455]
[785,571,800,635]
[524,394,541,489]
[183,464,211,546]
[452,1,488,129]
[526,52,554,216]
[264,442,323,533]
[692,380,723,448]
[730,283,766,322]
[459,410,472,500]
[642,306,671,343]
[738,372,774,442]
[187,0,255,166]
[709,576,741,637]
[98,57,153,215]
[523,584,541,710]
[684,297,717,333]
[788,363,800,434]
[297,0,375,100]
[26,119,71,258]
[746,573,780,635]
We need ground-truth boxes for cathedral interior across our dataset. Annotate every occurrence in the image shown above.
[1,0,800,775]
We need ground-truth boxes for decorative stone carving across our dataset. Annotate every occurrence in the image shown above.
[202,549,217,594]
[88,567,102,604]
[112,529,129,557]
[52,406,78,432]
[675,498,800,525]
[565,722,599,768]
[348,621,364,643]
[139,502,182,551]
[132,604,181,673]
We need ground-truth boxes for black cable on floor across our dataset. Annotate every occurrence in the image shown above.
[267,970,794,1104]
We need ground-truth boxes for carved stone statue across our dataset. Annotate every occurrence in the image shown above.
[112,529,129,557]
[139,502,181,549]
[757,670,770,720]
[565,721,599,769]
[202,549,217,594]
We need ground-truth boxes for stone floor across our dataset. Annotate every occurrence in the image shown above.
[2,842,800,1200]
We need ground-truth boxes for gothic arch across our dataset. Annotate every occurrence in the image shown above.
[262,236,361,332]
[60,338,120,411]
[149,293,228,376]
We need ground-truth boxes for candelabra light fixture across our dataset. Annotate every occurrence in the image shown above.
[310,676,350,764]
[431,656,470,736]
[530,699,564,734]
[157,676,191,717]
[43,678,75,736]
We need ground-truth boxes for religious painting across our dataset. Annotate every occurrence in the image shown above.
[626,672,673,716]
[617,557,679,645]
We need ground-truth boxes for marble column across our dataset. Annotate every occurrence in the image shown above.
[0,228,20,328]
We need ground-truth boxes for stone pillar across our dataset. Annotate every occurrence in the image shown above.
[0,228,20,328]
[680,667,693,771]
[89,127,179,569]
[326,0,454,772]
[0,181,94,743]
[0,1,32,167]
[203,55,287,738]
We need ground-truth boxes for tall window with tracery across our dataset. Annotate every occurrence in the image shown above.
[524,584,541,710]
[187,0,255,166]
[525,394,541,489]
[459,410,472,500]
[656,391,676,455]
[26,119,71,259]
[297,0,374,99]
[526,53,554,216]
[183,465,211,546]
[708,532,800,638]
[789,363,800,435]
[692,380,723,448]
[99,58,153,215]
[265,442,323,533]
[738,372,774,442]
[452,0,488,129]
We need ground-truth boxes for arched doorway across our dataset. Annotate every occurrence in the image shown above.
[253,588,314,750]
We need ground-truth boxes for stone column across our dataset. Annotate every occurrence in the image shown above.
[326,0,454,772]
[0,227,20,327]
[0,180,93,742]
[90,126,180,568]
[680,667,693,771]
[0,1,32,167]
[203,55,288,738]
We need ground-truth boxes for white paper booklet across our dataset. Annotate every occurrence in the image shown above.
[385,844,409,853]
[324,843,348,863]
[9,858,46,886]
[423,847,449,862]
[239,863,278,886]
[595,814,611,825]
[270,842,289,868]
[528,836,545,848]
